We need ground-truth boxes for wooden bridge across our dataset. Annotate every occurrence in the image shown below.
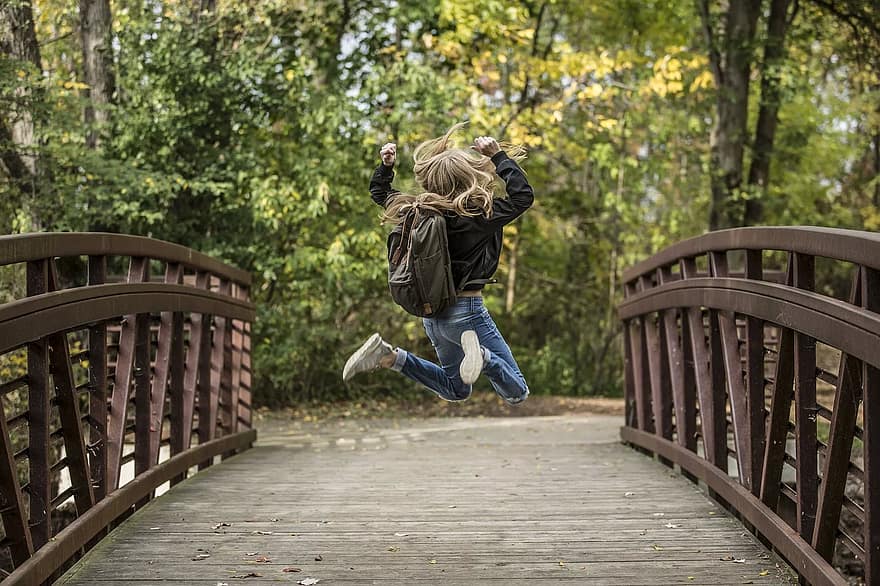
[0,228,875,585]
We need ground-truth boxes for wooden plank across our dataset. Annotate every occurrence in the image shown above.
[811,268,863,561]
[149,263,184,466]
[27,258,51,549]
[106,257,149,491]
[87,255,108,502]
[57,416,796,585]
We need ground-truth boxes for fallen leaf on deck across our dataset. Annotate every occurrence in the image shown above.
[733,558,746,563]
[282,567,302,573]
[314,554,323,561]
[652,512,665,517]
[664,523,682,528]
[429,559,437,564]
[297,578,320,585]
[192,553,211,561]
[558,560,565,567]
[651,544,663,551]
[231,572,262,579]
[213,522,231,530]
[216,583,229,586]
[759,570,770,576]
[447,505,457,508]
[394,532,409,537]
[245,552,259,556]
[254,556,271,563]
[624,492,635,497]
[387,546,400,552]
[149,527,161,531]
[251,530,273,535]
[270,518,280,522]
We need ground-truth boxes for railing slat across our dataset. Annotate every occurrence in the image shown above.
[106,257,149,491]
[0,390,34,566]
[149,263,184,466]
[812,268,864,561]
[657,269,693,452]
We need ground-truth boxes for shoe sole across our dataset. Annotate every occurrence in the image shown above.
[343,333,382,381]
[459,330,482,385]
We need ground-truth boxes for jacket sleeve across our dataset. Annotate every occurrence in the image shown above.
[479,151,534,230]
[370,164,396,207]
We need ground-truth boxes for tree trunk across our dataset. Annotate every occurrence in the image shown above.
[745,0,791,226]
[1,0,44,230]
[505,233,519,313]
[80,0,115,149]
[699,0,762,230]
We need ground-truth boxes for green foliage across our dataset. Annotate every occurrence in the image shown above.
[1,0,877,404]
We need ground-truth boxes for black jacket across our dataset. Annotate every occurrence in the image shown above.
[370,151,534,291]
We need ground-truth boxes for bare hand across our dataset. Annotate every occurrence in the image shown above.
[471,136,500,157]
[380,142,397,167]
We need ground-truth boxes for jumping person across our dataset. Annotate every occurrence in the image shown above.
[342,123,532,405]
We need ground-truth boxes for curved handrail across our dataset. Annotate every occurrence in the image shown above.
[618,278,880,365]
[0,232,251,285]
[618,226,880,586]
[622,226,880,282]
[0,283,255,354]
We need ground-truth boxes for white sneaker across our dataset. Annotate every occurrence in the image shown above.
[459,330,483,385]
[343,333,393,381]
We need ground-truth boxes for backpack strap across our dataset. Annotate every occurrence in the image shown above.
[457,274,497,292]
[391,209,419,265]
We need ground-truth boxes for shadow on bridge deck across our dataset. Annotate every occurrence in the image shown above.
[58,415,796,585]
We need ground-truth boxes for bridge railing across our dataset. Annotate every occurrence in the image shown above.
[0,232,257,584]
[618,226,879,586]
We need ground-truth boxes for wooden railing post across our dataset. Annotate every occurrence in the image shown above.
[792,252,818,543]
[26,259,51,549]
[862,266,880,584]
[87,255,108,502]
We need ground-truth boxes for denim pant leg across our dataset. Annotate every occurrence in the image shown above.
[469,305,530,405]
[393,318,472,402]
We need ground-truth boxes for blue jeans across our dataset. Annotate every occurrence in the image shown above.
[391,297,530,405]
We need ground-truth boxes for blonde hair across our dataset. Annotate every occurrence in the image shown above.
[382,122,526,224]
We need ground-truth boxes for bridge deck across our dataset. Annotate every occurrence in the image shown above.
[59,415,795,585]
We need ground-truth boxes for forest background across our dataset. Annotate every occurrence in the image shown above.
[1,0,878,406]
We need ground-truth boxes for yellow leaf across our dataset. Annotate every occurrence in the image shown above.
[759,570,770,576]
